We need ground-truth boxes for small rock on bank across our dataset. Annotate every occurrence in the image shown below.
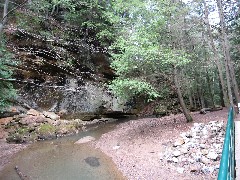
[74,136,96,144]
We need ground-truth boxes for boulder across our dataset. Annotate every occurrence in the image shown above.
[0,117,13,125]
[20,115,47,125]
[43,111,60,120]
[27,109,40,116]
[84,157,100,167]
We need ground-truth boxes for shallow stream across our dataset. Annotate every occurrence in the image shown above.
[0,121,126,180]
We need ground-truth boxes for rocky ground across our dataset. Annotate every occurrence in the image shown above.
[3,109,117,143]
[94,108,229,180]
[0,117,27,172]
[0,108,117,171]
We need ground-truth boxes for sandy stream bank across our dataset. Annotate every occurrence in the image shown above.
[93,109,228,180]
[0,109,228,179]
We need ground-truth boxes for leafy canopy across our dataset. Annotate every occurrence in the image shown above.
[108,0,192,101]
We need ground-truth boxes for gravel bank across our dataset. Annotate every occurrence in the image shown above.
[94,109,228,180]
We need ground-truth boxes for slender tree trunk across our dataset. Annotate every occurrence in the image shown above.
[173,66,193,122]
[206,71,215,107]
[199,90,205,108]
[196,75,205,108]
[219,79,225,107]
[0,0,9,37]
[188,90,194,110]
[203,0,229,107]
[224,58,234,107]
[193,95,197,109]
[217,0,240,105]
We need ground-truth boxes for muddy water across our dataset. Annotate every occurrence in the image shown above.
[0,122,126,180]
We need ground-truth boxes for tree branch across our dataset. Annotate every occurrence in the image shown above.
[1,0,28,24]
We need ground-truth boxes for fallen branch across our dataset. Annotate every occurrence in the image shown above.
[14,166,30,180]
[200,107,223,114]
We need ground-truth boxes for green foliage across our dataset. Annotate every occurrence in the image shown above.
[108,0,192,102]
[109,78,160,101]
[0,43,16,111]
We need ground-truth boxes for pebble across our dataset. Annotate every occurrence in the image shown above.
[113,145,120,150]
[172,150,181,157]
[177,167,184,174]
[172,157,179,163]
[207,151,218,160]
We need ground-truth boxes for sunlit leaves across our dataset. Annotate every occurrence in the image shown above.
[109,78,160,101]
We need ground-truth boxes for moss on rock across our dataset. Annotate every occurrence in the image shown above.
[37,124,56,139]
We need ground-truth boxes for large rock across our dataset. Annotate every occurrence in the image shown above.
[0,117,13,125]
[43,111,60,120]
[84,157,100,167]
[27,109,40,116]
[20,115,47,125]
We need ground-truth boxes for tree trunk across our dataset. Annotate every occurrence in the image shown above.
[219,79,225,107]
[173,66,193,122]
[217,0,240,105]
[206,70,215,107]
[188,90,194,110]
[0,0,9,37]
[224,58,234,107]
[199,90,205,109]
[193,95,197,109]
[203,0,229,107]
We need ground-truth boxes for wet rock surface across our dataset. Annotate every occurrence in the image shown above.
[3,109,118,143]
[84,157,100,167]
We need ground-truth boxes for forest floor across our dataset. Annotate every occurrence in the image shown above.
[94,108,229,180]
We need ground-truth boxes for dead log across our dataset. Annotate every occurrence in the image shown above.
[200,107,223,114]
[200,108,211,114]
[14,166,30,180]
